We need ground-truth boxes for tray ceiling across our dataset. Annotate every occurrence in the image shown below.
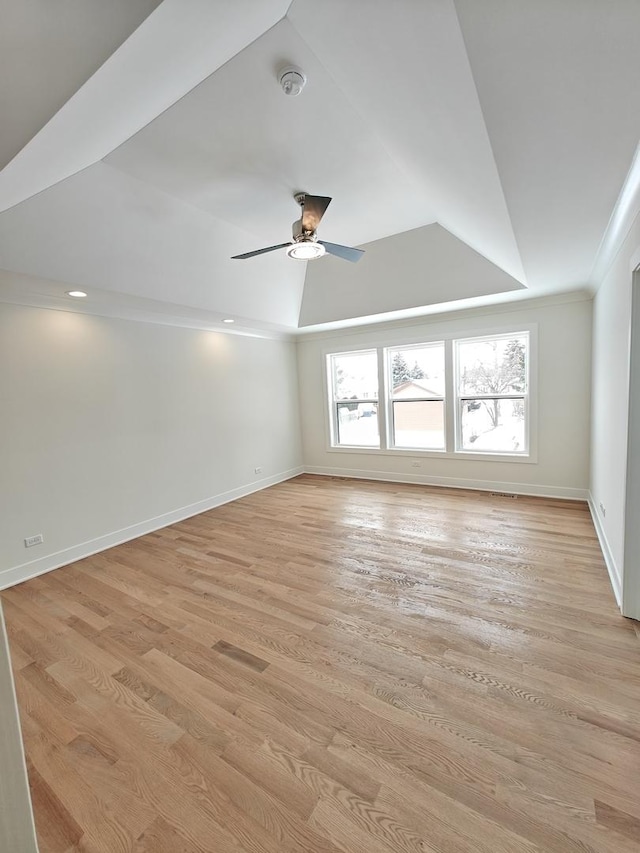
[1,0,639,333]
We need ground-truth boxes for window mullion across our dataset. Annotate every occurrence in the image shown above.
[444,339,456,452]
[378,347,388,450]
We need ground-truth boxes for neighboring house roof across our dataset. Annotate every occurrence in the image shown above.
[392,379,441,398]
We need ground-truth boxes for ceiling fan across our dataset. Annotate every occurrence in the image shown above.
[231,193,364,263]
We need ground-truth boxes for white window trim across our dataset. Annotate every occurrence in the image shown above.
[323,323,538,464]
[386,340,446,452]
[453,330,531,457]
[326,349,380,449]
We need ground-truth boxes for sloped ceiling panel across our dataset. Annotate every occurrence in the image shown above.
[454,0,640,291]
[0,0,291,213]
[299,224,525,327]
[0,0,162,170]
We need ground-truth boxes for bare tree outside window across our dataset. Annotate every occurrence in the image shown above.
[457,335,528,452]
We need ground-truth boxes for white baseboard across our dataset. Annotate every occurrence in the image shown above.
[303,466,589,501]
[0,467,304,591]
[587,492,622,608]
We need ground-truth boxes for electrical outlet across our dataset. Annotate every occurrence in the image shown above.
[254,466,262,474]
[599,502,606,517]
[24,534,43,548]
[411,460,421,468]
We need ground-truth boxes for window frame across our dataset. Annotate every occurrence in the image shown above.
[453,331,530,457]
[323,323,537,463]
[386,341,446,452]
[327,349,381,449]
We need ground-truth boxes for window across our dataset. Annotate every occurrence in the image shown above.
[388,343,445,449]
[327,329,532,459]
[455,333,528,454]
[329,350,379,447]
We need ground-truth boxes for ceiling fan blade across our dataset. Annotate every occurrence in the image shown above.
[319,241,365,263]
[301,195,332,233]
[231,242,291,260]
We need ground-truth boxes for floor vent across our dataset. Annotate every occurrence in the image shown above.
[490,492,518,499]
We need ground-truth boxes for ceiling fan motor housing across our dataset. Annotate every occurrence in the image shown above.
[292,218,314,241]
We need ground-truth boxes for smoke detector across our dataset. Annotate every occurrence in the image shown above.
[279,65,307,97]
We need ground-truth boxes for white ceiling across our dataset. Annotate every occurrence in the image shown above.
[300,224,526,328]
[0,0,639,334]
[0,0,162,170]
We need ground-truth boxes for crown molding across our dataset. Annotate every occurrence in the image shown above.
[589,141,640,288]
[0,269,296,341]
[294,289,592,343]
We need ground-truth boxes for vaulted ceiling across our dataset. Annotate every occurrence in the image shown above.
[1,0,639,334]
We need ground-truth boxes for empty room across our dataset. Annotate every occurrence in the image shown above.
[1,2,640,852]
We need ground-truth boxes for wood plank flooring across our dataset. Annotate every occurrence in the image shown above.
[3,474,640,853]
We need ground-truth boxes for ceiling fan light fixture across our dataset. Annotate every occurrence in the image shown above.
[231,193,363,262]
[286,241,326,260]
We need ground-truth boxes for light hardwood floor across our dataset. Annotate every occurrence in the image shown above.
[3,474,640,853]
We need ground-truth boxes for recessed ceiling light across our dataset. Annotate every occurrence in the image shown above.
[222,318,234,324]
[286,241,326,260]
[66,290,87,298]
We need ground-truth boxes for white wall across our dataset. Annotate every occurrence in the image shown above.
[0,302,302,587]
[623,278,640,618]
[298,295,592,498]
[590,211,640,610]
[0,603,38,853]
